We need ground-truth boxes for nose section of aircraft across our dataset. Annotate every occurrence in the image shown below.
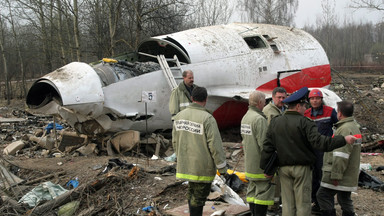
[26,62,105,117]
[26,79,62,109]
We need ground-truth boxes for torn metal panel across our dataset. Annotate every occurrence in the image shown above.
[0,163,24,189]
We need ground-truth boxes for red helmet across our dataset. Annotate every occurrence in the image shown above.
[308,89,323,98]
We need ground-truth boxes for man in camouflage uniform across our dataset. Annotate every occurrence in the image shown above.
[169,70,198,117]
[260,87,357,216]
[172,86,227,216]
[241,91,275,216]
[317,101,361,216]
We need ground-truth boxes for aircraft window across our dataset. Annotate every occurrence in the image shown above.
[244,36,266,49]
[270,44,280,53]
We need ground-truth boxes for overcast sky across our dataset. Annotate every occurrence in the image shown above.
[294,0,383,28]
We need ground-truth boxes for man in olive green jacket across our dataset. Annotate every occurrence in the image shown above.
[262,87,287,214]
[169,70,198,117]
[262,87,287,124]
[172,86,227,216]
[317,101,361,216]
[241,91,275,216]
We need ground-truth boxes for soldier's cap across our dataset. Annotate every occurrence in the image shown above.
[282,87,309,104]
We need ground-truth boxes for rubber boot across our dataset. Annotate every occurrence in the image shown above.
[249,203,255,215]
[254,204,268,216]
[321,209,336,216]
[189,205,203,216]
[342,211,355,216]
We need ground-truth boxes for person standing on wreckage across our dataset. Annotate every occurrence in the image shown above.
[172,87,228,216]
[168,70,199,161]
[241,91,275,216]
[260,87,357,216]
[169,70,199,117]
[316,101,362,216]
[304,89,338,215]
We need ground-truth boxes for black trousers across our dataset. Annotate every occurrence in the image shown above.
[317,186,354,213]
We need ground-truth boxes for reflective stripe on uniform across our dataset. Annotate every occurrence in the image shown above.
[216,161,227,169]
[176,173,214,182]
[245,172,267,179]
[320,182,357,192]
[179,102,189,108]
[246,197,274,205]
[313,116,331,122]
[333,151,350,159]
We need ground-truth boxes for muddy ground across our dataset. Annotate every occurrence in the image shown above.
[0,69,384,216]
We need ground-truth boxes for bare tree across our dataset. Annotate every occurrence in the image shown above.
[56,0,67,65]
[187,0,233,27]
[0,15,10,104]
[238,0,298,25]
[16,0,54,72]
[84,0,109,59]
[122,0,189,50]
[314,0,338,58]
[61,0,82,61]
[350,0,384,11]
[5,0,27,98]
[108,0,123,56]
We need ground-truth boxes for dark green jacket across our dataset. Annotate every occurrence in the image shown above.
[260,110,346,168]
[321,117,361,191]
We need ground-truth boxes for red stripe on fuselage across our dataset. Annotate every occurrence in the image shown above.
[213,65,331,130]
[213,100,248,130]
[256,64,331,93]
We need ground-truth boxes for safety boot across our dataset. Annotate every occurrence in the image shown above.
[188,204,203,216]
[254,204,268,216]
[342,211,355,216]
[249,203,255,215]
[321,209,336,216]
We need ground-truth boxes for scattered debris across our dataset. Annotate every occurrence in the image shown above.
[3,140,25,155]
[0,163,24,189]
[358,170,384,191]
[18,181,68,207]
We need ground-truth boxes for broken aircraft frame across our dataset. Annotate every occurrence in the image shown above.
[26,23,339,135]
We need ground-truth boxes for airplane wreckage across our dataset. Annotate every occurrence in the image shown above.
[26,23,340,136]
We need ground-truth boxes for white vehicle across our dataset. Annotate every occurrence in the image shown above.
[26,23,338,135]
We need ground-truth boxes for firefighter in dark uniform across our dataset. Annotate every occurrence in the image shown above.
[260,87,357,216]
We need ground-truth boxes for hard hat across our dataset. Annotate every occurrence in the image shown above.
[308,89,323,98]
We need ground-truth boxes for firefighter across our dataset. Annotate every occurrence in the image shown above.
[172,86,227,216]
[317,101,361,216]
[241,91,275,216]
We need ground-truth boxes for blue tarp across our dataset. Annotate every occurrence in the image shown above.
[45,123,64,134]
